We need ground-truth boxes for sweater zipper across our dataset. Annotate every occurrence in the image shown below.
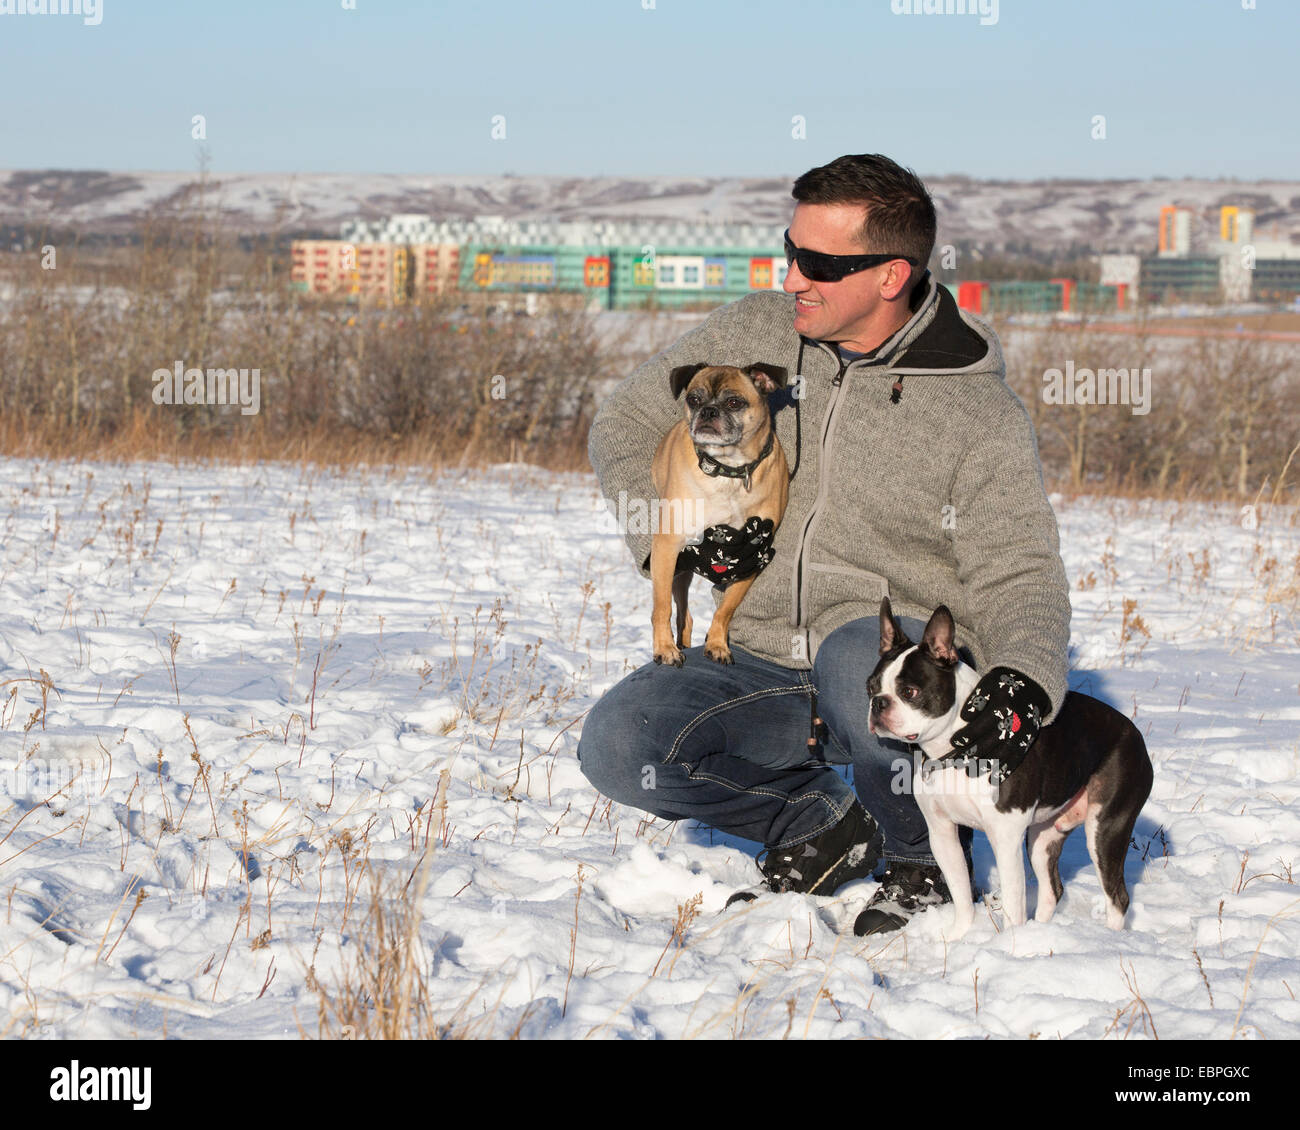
[793,351,849,634]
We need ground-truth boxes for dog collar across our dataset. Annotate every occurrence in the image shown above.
[918,747,1010,784]
[694,428,774,491]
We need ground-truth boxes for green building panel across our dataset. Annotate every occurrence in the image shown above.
[986,281,1065,314]
[1139,257,1220,302]
[1253,259,1300,301]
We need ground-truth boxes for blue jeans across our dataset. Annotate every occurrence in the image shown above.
[577,615,962,866]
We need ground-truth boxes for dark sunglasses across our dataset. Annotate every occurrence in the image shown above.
[783,228,918,283]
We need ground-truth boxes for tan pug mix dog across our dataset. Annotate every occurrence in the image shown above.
[650,363,789,667]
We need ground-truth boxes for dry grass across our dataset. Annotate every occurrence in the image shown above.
[1104,958,1159,1040]
[995,309,1300,504]
[305,853,438,1040]
[3,194,1298,502]
[0,196,614,474]
[300,769,491,1040]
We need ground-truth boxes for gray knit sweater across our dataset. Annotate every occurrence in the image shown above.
[587,273,1071,719]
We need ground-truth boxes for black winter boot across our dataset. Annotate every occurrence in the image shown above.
[726,801,883,908]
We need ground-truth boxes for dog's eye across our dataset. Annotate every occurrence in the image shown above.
[686,393,702,408]
[903,687,919,700]
[725,398,745,411]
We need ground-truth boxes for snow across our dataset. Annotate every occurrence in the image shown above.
[1,458,1297,1040]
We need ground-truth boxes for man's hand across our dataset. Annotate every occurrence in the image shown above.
[949,667,1051,782]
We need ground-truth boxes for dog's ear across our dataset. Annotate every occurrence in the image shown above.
[745,363,788,396]
[878,597,911,655]
[920,605,959,667]
[669,363,708,399]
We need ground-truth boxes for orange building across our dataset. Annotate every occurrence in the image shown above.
[411,244,461,299]
[291,240,358,296]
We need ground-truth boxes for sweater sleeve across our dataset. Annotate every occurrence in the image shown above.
[948,396,1071,721]
[587,301,748,577]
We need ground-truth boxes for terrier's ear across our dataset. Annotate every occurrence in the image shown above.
[745,363,789,396]
[878,597,911,655]
[669,363,708,399]
[920,605,959,667]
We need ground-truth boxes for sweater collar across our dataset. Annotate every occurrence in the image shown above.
[799,271,990,375]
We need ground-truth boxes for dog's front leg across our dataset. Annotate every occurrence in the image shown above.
[987,818,1031,928]
[650,532,685,666]
[927,812,976,941]
[702,572,756,665]
[672,569,693,648]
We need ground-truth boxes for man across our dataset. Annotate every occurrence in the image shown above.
[578,154,1070,935]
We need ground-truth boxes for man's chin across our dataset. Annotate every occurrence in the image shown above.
[793,306,833,337]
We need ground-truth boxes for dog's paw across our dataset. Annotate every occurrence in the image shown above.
[704,643,733,665]
[945,913,974,942]
[654,646,685,668]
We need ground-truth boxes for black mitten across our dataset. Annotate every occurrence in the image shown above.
[676,516,776,589]
[948,666,1051,782]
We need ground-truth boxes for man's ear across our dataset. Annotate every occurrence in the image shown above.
[669,363,708,399]
[881,259,915,302]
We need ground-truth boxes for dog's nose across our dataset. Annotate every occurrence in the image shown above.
[872,695,889,714]
[697,405,718,421]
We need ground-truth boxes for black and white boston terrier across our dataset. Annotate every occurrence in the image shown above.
[867,598,1153,940]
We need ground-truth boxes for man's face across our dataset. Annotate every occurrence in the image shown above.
[783,201,910,348]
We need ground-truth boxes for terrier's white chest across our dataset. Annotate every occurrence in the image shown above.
[914,763,1008,831]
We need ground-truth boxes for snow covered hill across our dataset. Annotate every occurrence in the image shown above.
[2,168,1298,253]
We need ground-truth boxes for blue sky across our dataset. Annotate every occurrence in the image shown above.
[1,0,1295,179]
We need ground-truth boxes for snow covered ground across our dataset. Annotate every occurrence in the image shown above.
[1,458,1297,1040]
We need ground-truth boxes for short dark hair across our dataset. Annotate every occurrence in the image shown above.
[791,154,936,285]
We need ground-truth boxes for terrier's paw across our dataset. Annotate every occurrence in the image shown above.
[945,912,975,942]
[654,646,685,667]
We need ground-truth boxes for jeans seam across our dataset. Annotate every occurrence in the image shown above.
[827,730,853,762]
[665,683,813,767]
[770,806,847,851]
[683,765,849,849]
